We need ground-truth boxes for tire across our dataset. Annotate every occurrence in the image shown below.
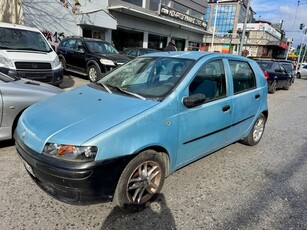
[297,73,301,79]
[113,150,166,212]
[87,65,101,82]
[59,58,67,72]
[242,113,266,146]
[283,79,290,90]
[268,80,277,94]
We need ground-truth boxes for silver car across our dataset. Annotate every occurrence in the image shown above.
[0,72,63,141]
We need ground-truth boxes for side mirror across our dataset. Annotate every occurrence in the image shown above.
[183,94,206,108]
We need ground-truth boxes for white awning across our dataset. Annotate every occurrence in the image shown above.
[77,7,117,30]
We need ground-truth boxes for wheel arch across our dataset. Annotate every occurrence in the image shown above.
[11,109,26,139]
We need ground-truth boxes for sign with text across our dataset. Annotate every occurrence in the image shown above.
[160,5,207,29]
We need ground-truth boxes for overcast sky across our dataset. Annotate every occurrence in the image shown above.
[251,0,307,48]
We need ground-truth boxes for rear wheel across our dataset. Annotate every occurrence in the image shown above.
[297,73,301,79]
[268,80,277,94]
[242,113,266,146]
[113,150,166,212]
[283,79,290,90]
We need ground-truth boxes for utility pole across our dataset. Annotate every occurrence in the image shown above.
[238,0,251,56]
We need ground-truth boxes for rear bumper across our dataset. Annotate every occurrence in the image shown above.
[15,134,133,205]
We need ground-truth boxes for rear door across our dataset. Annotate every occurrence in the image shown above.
[228,59,261,141]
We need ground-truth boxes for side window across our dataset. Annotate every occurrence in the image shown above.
[66,39,76,49]
[189,60,226,101]
[229,60,256,94]
[280,65,286,74]
[139,49,146,56]
[75,39,84,51]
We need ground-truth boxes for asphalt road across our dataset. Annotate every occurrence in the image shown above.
[1,76,307,230]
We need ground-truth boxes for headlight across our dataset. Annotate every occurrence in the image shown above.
[43,143,98,162]
[0,54,14,68]
[100,59,115,66]
[51,56,61,68]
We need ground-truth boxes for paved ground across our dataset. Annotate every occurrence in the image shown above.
[0,76,307,229]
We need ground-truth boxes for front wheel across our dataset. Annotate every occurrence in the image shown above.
[242,113,266,146]
[87,65,101,82]
[113,150,166,212]
[297,73,301,79]
[283,79,290,90]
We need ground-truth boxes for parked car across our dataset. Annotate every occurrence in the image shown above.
[279,60,295,84]
[0,72,63,141]
[122,47,158,58]
[256,59,292,94]
[57,36,131,82]
[0,22,63,86]
[15,52,268,211]
[296,62,307,79]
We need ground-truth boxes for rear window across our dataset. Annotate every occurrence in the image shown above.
[256,61,273,70]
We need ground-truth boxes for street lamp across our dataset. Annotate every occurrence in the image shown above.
[211,0,234,52]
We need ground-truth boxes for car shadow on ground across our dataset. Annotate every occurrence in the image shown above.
[0,139,15,148]
[100,194,177,230]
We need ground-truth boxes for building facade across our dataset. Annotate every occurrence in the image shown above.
[18,0,209,51]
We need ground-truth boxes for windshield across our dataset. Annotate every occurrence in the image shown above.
[0,27,52,52]
[98,57,194,99]
[85,40,119,54]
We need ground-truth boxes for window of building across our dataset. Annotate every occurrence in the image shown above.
[229,60,256,94]
[112,29,143,51]
[189,60,226,101]
[122,0,142,7]
[212,4,237,36]
[150,0,171,11]
[172,2,188,14]
[205,5,211,23]
[148,34,167,50]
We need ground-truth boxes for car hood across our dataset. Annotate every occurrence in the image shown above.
[20,85,158,153]
[13,78,63,94]
[0,49,55,63]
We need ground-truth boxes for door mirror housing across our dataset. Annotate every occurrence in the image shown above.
[183,94,206,108]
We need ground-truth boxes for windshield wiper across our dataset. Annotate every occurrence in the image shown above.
[115,86,146,100]
[99,83,112,93]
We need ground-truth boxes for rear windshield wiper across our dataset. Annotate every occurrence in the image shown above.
[115,86,146,100]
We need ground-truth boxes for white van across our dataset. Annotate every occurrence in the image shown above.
[0,22,63,86]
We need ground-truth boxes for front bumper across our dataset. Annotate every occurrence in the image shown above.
[1,67,63,86]
[15,134,133,205]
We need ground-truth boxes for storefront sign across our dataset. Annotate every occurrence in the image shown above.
[160,5,207,29]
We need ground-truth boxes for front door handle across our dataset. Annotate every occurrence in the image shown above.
[222,105,231,112]
[255,94,260,99]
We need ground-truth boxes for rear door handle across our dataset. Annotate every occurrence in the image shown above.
[255,94,260,99]
[222,105,231,112]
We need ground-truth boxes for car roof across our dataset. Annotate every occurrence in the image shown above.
[0,22,40,33]
[144,51,247,61]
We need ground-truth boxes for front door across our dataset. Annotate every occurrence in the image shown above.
[176,59,233,167]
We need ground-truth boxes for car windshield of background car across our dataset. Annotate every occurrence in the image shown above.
[98,57,194,99]
[0,28,52,52]
[86,40,119,54]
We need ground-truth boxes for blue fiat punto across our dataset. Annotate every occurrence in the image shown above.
[15,52,268,211]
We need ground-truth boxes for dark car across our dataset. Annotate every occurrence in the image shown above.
[122,47,158,58]
[256,60,292,94]
[57,36,131,82]
[279,60,295,84]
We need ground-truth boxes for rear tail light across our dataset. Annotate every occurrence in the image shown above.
[264,71,269,79]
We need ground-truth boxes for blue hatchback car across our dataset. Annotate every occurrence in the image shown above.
[15,52,268,211]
